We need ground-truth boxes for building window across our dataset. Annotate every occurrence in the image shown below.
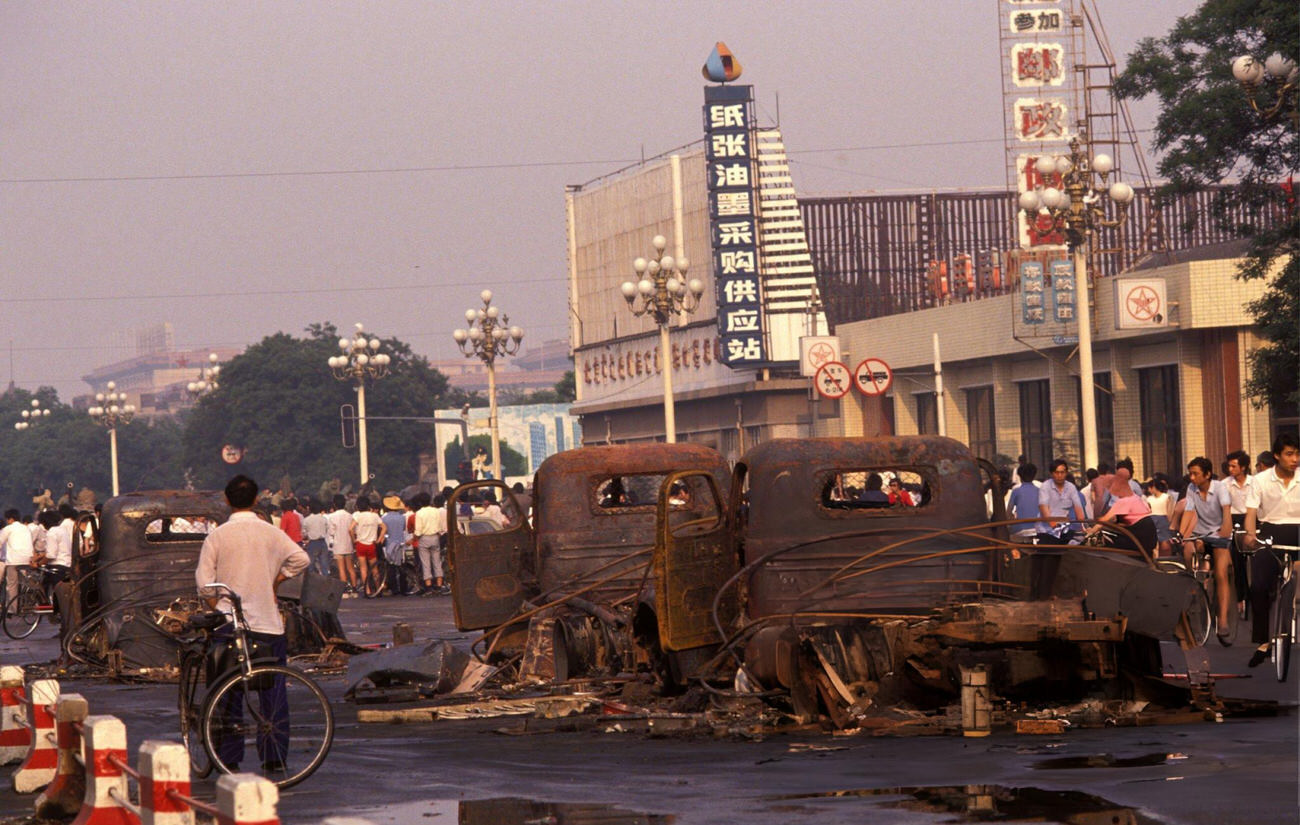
[1139,365,1182,478]
[966,386,996,462]
[914,392,937,435]
[1072,372,1116,468]
[1018,379,1052,471]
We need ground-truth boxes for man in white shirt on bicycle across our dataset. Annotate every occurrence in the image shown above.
[1244,432,1300,668]
[0,509,34,607]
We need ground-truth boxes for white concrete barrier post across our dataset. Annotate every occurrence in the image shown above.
[138,741,194,825]
[11,678,59,792]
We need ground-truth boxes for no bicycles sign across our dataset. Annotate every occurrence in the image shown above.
[853,358,893,396]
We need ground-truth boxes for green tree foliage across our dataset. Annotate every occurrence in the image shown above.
[442,435,528,480]
[1114,0,1298,409]
[0,388,185,508]
[182,323,453,495]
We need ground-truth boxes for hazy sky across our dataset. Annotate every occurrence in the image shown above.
[1,1,1200,399]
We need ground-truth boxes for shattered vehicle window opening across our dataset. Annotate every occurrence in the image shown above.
[818,468,932,512]
[591,473,669,511]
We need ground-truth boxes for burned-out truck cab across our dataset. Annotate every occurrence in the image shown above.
[654,436,1203,723]
[62,490,342,675]
[446,444,731,682]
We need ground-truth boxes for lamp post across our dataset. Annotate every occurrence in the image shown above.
[453,290,523,481]
[620,234,705,443]
[186,353,222,396]
[328,324,391,487]
[1017,134,1134,471]
[88,381,136,497]
[14,399,50,431]
[1230,52,1298,125]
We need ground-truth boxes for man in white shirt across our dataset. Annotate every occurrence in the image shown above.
[43,505,77,579]
[195,474,309,774]
[1223,450,1255,611]
[1244,433,1300,667]
[300,501,330,576]
[0,509,35,606]
[412,493,448,595]
[325,495,359,597]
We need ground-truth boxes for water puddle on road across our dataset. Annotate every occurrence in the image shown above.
[1033,752,1187,770]
[351,797,673,824]
[766,784,1162,824]
[459,798,674,824]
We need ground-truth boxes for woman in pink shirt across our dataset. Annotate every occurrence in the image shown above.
[1086,475,1156,556]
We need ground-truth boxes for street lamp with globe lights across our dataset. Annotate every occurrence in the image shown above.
[327,323,392,487]
[1231,52,1298,125]
[186,353,222,396]
[14,398,51,431]
[620,234,705,443]
[1017,134,1135,472]
[87,381,136,497]
[452,290,523,481]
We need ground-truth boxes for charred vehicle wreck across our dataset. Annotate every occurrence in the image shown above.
[55,490,344,677]
[378,436,1216,733]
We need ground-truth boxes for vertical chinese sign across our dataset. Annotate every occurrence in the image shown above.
[1006,0,1070,249]
[704,84,766,367]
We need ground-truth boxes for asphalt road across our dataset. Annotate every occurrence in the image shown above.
[1,594,1296,825]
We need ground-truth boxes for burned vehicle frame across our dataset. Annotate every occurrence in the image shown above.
[655,436,1208,725]
[58,490,342,675]
[438,436,1209,731]
[445,443,733,685]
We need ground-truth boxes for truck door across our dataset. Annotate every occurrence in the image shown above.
[447,481,534,631]
[653,471,739,652]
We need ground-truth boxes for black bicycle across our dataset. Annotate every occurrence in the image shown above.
[2,565,61,640]
[176,583,334,788]
[1259,537,1300,682]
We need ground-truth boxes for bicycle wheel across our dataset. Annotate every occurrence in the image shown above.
[1273,579,1295,683]
[202,664,334,788]
[178,656,213,778]
[2,589,41,640]
[1182,581,1212,649]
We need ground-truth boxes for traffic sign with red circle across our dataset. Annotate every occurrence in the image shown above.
[813,361,851,399]
[853,358,893,396]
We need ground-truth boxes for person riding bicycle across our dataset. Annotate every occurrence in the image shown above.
[1177,457,1235,645]
[1244,433,1300,668]
[0,509,36,607]
[1084,473,1156,555]
[195,474,310,770]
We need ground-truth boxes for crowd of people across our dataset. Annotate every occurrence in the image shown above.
[1002,432,1300,668]
[262,481,527,600]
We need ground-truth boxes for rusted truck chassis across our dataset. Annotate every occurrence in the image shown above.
[447,437,1204,724]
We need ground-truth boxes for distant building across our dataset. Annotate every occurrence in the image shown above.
[79,324,238,417]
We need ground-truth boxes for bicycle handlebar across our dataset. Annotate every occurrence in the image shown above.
[1260,537,1300,553]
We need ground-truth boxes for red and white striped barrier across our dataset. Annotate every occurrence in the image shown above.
[11,678,58,792]
[215,773,279,825]
[2,668,285,825]
[72,715,139,825]
[138,741,193,825]
[34,693,89,819]
[0,665,31,764]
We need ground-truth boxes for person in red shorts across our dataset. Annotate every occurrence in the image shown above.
[348,497,387,597]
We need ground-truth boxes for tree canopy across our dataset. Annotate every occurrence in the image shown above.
[181,323,455,495]
[1114,0,1298,409]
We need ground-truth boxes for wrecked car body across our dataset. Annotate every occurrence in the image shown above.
[60,490,342,674]
[446,444,732,684]
[387,437,1213,734]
